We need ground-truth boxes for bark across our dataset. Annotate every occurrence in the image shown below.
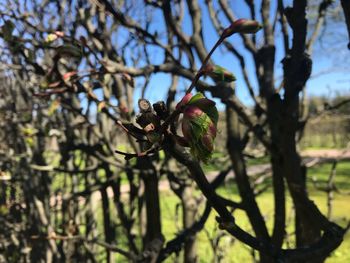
[138,156,163,262]
[226,94,271,262]
[101,186,112,262]
[181,185,198,263]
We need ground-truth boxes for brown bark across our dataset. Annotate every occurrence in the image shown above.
[181,185,198,263]
[226,94,271,263]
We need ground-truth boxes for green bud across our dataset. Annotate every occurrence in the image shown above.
[202,64,236,83]
[178,92,219,162]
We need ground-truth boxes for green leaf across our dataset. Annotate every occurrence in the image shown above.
[205,105,219,124]
[188,92,205,104]
[190,113,211,140]
[208,65,236,83]
[188,93,218,124]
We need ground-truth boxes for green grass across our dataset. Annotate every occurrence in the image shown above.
[51,152,350,262]
[300,133,348,149]
[103,160,350,262]
[246,155,270,166]
[202,154,270,173]
[159,161,350,262]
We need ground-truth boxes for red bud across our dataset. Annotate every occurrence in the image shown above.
[183,106,203,119]
[223,19,262,38]
[182,118,192,142]
[176,93,193,110]
[202,134,214,152]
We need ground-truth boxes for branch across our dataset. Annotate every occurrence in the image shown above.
[157,202,211,261]
[218,0,257,53]
[161,1,195,65]
[30,234,136,261]
[261,0,274,45]
[278,0,290,53]
[163,136,278,255]
[223,97,271,150]
[206,0,262,108]
[159,163,262,261]
[98,0,177,61]
[341,0,350,49]
[306,0,333,54]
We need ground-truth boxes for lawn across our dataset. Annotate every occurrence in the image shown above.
[159,161,350,262]
[86,160,350,262]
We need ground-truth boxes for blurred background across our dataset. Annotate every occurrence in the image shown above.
[0,0,350,262]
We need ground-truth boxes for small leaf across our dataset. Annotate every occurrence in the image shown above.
[180,92,216,111]
[202,65,236,83]
[211,65,236,82]
[188,92,206,104]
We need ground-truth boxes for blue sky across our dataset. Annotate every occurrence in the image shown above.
[130,0,350,110]
[2,0,348,113]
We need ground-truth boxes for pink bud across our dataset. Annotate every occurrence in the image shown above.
[176,93,193,110]
[201,122,217,152]
[175,92,219,162]
[208,122,217,138]
[223,19,262,38]
[201,134,214,152]
[183,106,203,119]
[181,118,192,142]
[181,106,204,144]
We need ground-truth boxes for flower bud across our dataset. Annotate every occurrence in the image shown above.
[202,134,214,152]
[183,105,204,119]
[176,92,218,162]
[176,93,193,110]
[202,64,236,83]
[223,19,262,38]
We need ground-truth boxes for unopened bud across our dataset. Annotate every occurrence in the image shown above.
[176,93,193,110]
[223,19,262,38]
[183,105,204,120]
[176,92,219,163]
[202,64,236,83]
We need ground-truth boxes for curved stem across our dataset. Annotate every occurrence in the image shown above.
[186,36,224,94]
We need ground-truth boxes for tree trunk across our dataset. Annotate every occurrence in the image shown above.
[139,156,163,262]
[182,185,198,263]
[226,97,271,262]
